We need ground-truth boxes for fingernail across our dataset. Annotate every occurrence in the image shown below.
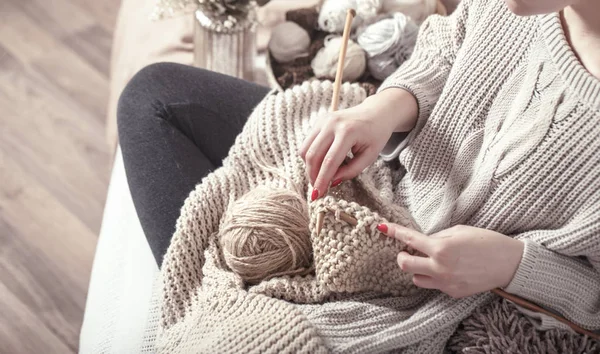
[377,224,388,233]
[311,188,319,201]
[331,179,343,187]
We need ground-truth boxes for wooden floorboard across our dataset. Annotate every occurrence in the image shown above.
[0,0,121,352]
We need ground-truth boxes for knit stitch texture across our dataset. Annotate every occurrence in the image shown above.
[157,0,600,352]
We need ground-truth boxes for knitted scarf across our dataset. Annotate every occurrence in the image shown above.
[156,81,594,353]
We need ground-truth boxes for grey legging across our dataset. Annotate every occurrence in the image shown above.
[117,63,270,266]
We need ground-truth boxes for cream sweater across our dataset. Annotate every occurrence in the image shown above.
[157,0,600,352]
[377,0,600,330]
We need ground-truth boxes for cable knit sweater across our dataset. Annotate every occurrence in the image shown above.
[376,0,600,331]
[157,0,600,352]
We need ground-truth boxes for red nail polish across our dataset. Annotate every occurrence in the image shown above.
[311,188,319,201]
[377,224,388,233]
[331,179,343,187]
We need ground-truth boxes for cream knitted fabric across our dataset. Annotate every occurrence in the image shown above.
[158,81,428,353]
[158,0,600,352]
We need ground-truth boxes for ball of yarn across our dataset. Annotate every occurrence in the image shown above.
[318,0,382,33]
[286,8,319,37]
[380,0,438,24]
[357,13,418,80]
[367,54,398,81]
[311,36,367,82]
[269,22,311,64]
[218,187,313,285]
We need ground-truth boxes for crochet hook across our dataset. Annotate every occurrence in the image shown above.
[315,8,356,236]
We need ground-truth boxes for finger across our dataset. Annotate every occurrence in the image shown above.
[331,147,377,181]
[305,130,334,185]
[299,126,321,160]
[313,138,353,195]
[412,274,438,289]
[379,223,437,256]
[396,251,436,276]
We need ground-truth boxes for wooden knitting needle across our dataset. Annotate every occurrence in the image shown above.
[315,8,356,236]
[330,8,356,112]
[491,288,600,340]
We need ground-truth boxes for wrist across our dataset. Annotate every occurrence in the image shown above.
[364,88,418,132]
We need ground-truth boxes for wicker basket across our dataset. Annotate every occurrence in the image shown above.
[265,2,448,93]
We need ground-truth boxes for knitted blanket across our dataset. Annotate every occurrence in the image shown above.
[157,81,594,353]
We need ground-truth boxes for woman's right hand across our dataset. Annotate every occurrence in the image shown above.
[299,88,418,200]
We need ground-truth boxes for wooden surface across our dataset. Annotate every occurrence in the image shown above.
[0,0,120,352]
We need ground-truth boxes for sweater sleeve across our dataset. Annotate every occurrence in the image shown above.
[378,0,470,119]
[376,0,472,158]
[504,208,600,331]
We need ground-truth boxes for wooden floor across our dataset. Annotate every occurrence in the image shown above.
[0,0,121,352]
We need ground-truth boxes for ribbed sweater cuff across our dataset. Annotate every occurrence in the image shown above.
[377,57,447,123]
[504,240,600,330]
[504,239,539,294]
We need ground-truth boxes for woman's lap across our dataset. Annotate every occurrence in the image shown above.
[117,63,270,266]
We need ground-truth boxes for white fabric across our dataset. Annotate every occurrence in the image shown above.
[79,149,160,354]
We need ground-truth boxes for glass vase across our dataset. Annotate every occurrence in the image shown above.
[194,7,258,81]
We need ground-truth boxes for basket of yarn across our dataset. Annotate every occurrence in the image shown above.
[266,0,447,93]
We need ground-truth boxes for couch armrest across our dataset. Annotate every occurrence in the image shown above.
[80,148,160,353]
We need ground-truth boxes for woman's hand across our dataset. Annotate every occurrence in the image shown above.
[378,223,525,298]
[299,88,418,200]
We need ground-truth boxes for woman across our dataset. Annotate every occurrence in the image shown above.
[118,0,600,338]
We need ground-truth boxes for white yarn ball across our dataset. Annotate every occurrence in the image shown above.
[311,36,367,82]
[380,0,438,24]
[318,0,382,33]
[357,13,418,80]
[367,54,398,81]
[268,22,311,64]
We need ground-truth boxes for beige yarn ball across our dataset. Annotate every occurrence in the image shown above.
[268,21,311,64]
[311,36,367,82]
[218,187,313,285]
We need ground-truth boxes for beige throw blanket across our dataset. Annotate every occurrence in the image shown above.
[156,81,597,353]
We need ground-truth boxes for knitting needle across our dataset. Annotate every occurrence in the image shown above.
[491,288,600,340]
[330,8,355,111]
[315,8,356,236]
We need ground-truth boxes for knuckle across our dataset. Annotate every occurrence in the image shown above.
[396,254,406,270]
[431,243,448,259]
[321,154,336,170]
[329,113,343,123]
[339,123,357,136]
[397,253,412,272]
[403,233,414,247]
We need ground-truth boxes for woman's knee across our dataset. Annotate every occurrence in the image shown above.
[117,63,191,137]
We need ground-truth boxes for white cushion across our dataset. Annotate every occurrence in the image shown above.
[79,149,160,353]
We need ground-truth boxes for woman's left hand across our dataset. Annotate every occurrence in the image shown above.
[378,223,525,298]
